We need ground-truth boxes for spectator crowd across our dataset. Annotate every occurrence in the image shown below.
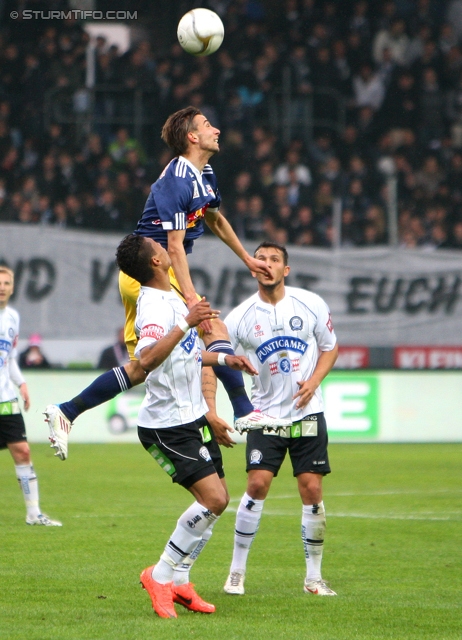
[1,0,462,249]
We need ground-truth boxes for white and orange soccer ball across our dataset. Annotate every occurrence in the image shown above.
[177,8,224,57]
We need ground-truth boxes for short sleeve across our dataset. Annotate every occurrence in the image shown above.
[154,176,192,230]
[134,297,174,359]
[312,295,337,352]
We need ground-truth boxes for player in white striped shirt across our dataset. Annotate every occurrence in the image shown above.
[115,234,258,618]
[0,266,61,526]
[223,242,339,597]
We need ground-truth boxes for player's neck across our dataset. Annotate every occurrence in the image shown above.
[258,284,286,306]
[183,149,212,173]
[146,273,171,292]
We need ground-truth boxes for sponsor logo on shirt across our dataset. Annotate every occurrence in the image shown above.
[0,339,11,352]
[180,328,198,354]
[256,336,308,364]
[140,324,164,341]
[186,205,208,228]
[254,324,264,337]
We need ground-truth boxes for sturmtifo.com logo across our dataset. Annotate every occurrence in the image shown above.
[11,10,138,20]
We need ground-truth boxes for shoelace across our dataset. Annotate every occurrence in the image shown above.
[229,572,243,586]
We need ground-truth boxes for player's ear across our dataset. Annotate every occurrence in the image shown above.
[284,265,291,277]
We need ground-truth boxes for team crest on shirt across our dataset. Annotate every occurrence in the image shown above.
[199,446,211,462]
[249,449,263,464]
[8,328,14,338]
[289,316,303,331]
[205,184,215,197]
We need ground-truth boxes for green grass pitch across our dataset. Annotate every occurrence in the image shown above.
[1,442,461,640]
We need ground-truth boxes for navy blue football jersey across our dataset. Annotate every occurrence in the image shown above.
[135,156,221,254]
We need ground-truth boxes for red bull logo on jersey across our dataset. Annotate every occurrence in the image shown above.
[186,205,208,228]
[256,336,308,364]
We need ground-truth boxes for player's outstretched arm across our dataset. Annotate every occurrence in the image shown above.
[167,229,214,334]
[204,209,272,277]
[201,351,258,375]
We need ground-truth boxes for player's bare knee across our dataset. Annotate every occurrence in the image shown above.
[247,478,271,500]
[205,489,228,516]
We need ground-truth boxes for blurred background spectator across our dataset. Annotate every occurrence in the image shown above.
[19,334,51,369]
[97,327,129,369]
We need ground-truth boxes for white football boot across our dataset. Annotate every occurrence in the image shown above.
[44,404,72,460]
[223,571,246,595]
[234,411,291,434]
[304,578,337,596]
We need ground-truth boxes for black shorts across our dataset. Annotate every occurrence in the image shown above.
[245,412,331,477]
[0,414,27,450]
[138,416,224,489]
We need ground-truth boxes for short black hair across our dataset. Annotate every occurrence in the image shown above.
[254,241,289,266]
[115,234,154,284]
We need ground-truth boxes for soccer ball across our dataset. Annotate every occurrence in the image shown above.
[177,8,224,57]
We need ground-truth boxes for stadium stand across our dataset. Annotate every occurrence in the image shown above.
[0,0,461,248]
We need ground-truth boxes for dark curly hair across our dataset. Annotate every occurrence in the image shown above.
[115,234,155,285]
[161,106,202,156]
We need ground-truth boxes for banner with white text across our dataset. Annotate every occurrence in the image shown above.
[1,223,462,345]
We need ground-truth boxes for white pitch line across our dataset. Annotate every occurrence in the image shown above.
[229,488,462,503]
[248,510,459,521]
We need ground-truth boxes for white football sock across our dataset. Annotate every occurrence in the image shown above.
[302,502,326,581]
[230,492,265,573]
[172,522,215,586]
[15,463,40,519]
[153,501,218,584]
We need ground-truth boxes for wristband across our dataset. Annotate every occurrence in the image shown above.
[217,353,227,366]
[177,317,190,334]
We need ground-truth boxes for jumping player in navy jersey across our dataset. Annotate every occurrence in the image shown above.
[45,107,290,460]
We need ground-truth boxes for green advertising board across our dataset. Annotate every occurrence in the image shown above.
[322,373,379,439]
